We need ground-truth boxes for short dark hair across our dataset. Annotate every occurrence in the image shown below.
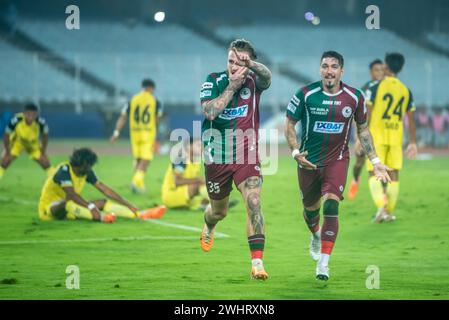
[70,148,98,168]
[321,51,344,67]
[369,59,383,69]
[229,39,257,59]
[385,52,405,74]
[24,103,39,112]
[141,78,155,89]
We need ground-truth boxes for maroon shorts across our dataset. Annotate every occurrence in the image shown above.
[204,163,262,200]
[297,158,349,207]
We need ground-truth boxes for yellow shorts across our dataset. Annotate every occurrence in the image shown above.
[10,139,41,160]
[131,140,154,161]
[38,199,76,221]
[366,144,403,171]
[162,186,202,210]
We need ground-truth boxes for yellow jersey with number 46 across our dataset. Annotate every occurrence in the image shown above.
[121,91,162,142]
[366,76,415,146]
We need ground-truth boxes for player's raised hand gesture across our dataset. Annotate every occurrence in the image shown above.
[405,143,418,159]
[232,48,252,68]
[294,151,317,170]
[373,162,392,183]
[228,66,248,91]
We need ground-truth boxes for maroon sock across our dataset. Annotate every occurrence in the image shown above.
[321,216,339,254]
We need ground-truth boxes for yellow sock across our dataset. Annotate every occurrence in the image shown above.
[65,201,93,220]
[0,167,4,180]
[369,176,385,209]
[386,181,399,213]
[104,200,136,219]
[132,170,145,189]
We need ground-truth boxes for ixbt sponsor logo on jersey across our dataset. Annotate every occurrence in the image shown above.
[219,105,248,120]
[313,121,345,134]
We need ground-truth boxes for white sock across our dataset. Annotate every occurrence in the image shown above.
[252,258,263,267]
[319,253,330,267]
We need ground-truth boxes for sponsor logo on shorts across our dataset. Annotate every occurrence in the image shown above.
[202,82,213,90]
[287,102,297,114]
[219,105,248,120]
[313,121,345,134]
[239,87,251,100]
[200,90,212,99]
[339,185,344,192]
[342,106,353,118]
[255,166,260,171]
[325,231,335,236]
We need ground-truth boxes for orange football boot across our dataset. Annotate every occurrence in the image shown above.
[348,180,359,200]
[200,224,214,252]
[101,213,117,223]
[251,264,269,281]
[140,205,167,220]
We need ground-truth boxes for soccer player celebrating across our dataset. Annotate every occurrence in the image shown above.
[110,79,163,193]
[284,51,391,281]
[348,59,385,200]
[0,103,53,180]
[161,138,209,210]
[199,39,272,280]
[365,53,417,223]
[38,148,165,222]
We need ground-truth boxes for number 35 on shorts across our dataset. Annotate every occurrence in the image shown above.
[207,181,221,194]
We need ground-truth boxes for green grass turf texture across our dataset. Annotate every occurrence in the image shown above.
[0,142,448,299]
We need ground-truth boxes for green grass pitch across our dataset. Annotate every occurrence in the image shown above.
[0,141,448,299]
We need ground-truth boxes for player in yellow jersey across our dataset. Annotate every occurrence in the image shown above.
[365,53,417,223]
[0,103,54,180]
[110,79,163,193]
[38,148,165,223]
[161,138,209,210]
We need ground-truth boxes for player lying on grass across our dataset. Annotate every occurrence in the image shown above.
[285,51,391,281]
[38,148,165,223]
[0,103,54,181]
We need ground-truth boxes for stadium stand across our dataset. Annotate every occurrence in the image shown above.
[0,38,107,103]
[426,32,449,53]
[15,21,298,106]
[216,25,449,106]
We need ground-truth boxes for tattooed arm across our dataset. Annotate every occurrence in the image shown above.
[285,117,316,170]
[356,121,391,183]
[202,67,248,121]
[249,61,271,91]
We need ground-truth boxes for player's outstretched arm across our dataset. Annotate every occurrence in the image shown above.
[232,48,271,90]
[405,111,418,159]
[110,113,127,143]
[41,133,49,155]
[94,181,138,213]
[284,117,316,170]
[356,121,391,183]
[202,67,248,121]
[62,186,102,220]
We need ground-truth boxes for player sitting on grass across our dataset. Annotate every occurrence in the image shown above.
[38,148,165,223]
[161,138,209,210]
[0,103,54,181]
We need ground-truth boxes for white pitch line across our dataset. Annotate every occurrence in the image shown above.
[0,195,231,238]
[145,219,230,238]
[0,235,200,245]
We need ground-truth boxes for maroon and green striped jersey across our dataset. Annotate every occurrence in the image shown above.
[200,71,263,164]
[286,81,367,167]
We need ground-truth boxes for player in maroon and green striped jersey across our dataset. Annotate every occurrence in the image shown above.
[284,51,391,281]
[348,59,385,200]
[199,39,272,280]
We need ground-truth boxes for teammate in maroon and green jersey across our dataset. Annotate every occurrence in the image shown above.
[199,39,272,281]
[348,59,385,200]
[284,51,391,282]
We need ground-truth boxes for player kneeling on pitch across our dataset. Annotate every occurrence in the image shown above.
[161,138,210,211]
[38,148,165,223]
[0,103,54,181]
